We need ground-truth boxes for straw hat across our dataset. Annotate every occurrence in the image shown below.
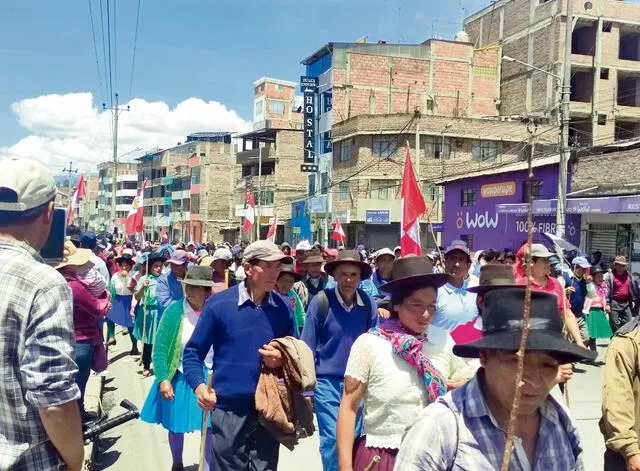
[55,240,93,270]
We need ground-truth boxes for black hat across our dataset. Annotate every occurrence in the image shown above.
[115,253,135,265]
[591,263,608,276]
[146,252,166,266]
[324,250,373,279]
[378,256,450,293]
[467,264,517,295]
[452,288,597,363]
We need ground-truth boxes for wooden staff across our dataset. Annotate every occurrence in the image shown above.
[363,455,380,471]
[224,267,229,288]
[142,257,149,342]
[199,370,214,471]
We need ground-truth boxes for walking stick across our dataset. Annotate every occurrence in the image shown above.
[142,258,149,343]
[199,370,214,471]
[363,455,380,471]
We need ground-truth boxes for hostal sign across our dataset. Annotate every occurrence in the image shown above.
[300,76,318,166]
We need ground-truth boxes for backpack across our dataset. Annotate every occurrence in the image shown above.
[314,288,374,333]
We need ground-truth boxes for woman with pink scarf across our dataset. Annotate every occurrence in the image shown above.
[584,263,613,355]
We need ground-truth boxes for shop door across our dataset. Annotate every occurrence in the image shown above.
[588,223,618,264]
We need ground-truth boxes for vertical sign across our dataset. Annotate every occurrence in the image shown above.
[300,76,318,164]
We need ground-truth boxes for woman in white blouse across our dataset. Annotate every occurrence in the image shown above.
[336,256,478,471]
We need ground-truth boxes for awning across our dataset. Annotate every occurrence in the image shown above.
[496,195,640,215]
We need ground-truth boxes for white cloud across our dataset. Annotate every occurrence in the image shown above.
[0,92,251,173]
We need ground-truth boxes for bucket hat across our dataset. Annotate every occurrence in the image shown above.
[278,263,302,282]
[55,240,93,270]
[300,249,324,264]
[324,250,374,279]
[467,264,517,295]
[378,256,450,293]
[452,288,597,364]
[181,266,214,287]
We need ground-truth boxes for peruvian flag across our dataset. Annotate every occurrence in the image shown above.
[67,175,86,224]
[266,213,278,242]
[242,191,255,233]
[400,142,426,256]
[124,180,146,235]
[331,217,346,244]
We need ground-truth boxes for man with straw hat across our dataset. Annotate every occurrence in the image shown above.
[395,288,596,470]
[604,255,640,334]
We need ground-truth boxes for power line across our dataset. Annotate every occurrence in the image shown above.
[87,0,106,105]
[128,0,141,100]
[113,0,118,94]
[106,0,114,108]
[99,0,111,106]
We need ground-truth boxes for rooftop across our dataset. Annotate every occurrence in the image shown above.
[253,77,297,88]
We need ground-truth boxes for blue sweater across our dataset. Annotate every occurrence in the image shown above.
[301,288,377,379]
[182,284,295,411]
[156,271,184,313]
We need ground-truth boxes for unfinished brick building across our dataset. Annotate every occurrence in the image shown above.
[465,0,640,147]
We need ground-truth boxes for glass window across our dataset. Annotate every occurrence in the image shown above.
[191,166,201,185]
[254,99,264,121]
[322,131,332,154]
[339,183,350,201]
[308,174,316,196]
[370,180,396,200]
[268,99,285,115]
[472,140,498,161]
[191,194,200,214]
[121,181,138,190]
[320,172,329,194]
[340,139,352,162]
[422,136,451,159]
[372,135,398,157]
[423,183,443,201]
[523,179,544,202]
[461,188,476,207]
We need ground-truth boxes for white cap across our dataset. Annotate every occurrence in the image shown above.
[0,159,57,211]
[213,247,233,261]
[375,248,395,260]
[296,240,312,251]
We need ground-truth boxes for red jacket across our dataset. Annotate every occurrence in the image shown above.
[61,271,110,344]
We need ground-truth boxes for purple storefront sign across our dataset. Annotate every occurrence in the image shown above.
[443,164,581,251]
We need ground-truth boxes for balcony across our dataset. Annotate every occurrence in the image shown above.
[236,145,275,165]
[235,174,276,190]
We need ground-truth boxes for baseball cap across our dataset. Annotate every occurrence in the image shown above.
[445,240,470,256]
[213,247,233,262]
[296,240,312,251]
[572,256,591,269]
[529,244,554,258]
[243,240,293,264]
[80,232,98,249]
[0,159,57,212]
[375,248,395,260]
[167,249,189,265]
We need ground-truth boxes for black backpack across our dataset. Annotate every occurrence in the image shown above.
[314,288,374,333]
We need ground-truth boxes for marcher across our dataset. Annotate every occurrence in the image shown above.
[583,264,613,355]
[395,288,596,470]
[210,247,237,291]
[337,256,476,471]
[0,159,84,470]
[564,256,592,347]
[301,250,378,471]
[141,266,215,471]
[80,231,110,284]
[301,249,330,299]
[604,255,639,333]
[134,253,165,376]
[183,240,295,471]
[157,249,189,311]
[106,253,138,354]
[281,242,292,256]
[275,263,306,335]
[371,248,394,295]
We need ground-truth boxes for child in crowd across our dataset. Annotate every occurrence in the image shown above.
[583,264,613,355]
[106,253,139,355]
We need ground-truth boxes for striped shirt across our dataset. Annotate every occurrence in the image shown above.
[394,371,584,470]
[0,239,80,470]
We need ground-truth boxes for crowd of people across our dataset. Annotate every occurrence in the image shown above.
[4,158,640,471]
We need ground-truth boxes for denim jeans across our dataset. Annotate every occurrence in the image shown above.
[75,340,95,413]
[315,376,363,471]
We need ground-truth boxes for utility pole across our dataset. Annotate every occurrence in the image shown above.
[103,93,130,234]
[256,147,263,242]
[63,161,78,221]
[557,0,573,239]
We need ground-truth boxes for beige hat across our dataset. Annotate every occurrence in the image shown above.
[242,240,293,264]
[55,240,93,270]
[0,159,57,211]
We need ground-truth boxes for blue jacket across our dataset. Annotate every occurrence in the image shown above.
[156,271,184,313]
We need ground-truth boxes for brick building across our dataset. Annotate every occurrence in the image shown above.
[252,77,303,131]
[96,161,138,233]
[465,0,640,147]
[79,174,99,231]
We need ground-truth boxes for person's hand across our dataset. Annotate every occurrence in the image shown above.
[566,286,576,295]
[446,378,468,390]
[605,305,612,314]
[304,396,314,412]
[555,363,573,384]
[195,383,217,411]
[627,453,640,471]
[143,279,150,287]
[159,380,174,401]
[259,343,284,368]
[585,275,593,283]
[378,308,391,319]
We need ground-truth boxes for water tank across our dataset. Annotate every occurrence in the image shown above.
[454,30,470,43]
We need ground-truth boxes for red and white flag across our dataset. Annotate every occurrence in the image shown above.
[125,180,146,235]
[331,217,346,244]
[242,191,255,233]
[266,213,278,242]
[67,175,86,224]
[400,142,427,256]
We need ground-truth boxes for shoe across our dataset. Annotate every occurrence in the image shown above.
[171,463,185,471]
[130,348,140,356]
[106,339,117,347]
[122,328,129,336]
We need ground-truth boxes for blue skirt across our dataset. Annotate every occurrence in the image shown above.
[133,304,160,345]
[140,369,207,434]
[107,295,134,328]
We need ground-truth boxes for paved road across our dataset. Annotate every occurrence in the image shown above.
[94,327,608,470]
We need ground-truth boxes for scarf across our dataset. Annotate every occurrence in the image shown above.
[369,319,447,403]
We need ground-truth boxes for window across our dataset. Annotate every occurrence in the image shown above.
[190,194,200,214]
[423,183,443,201]
[322,131,332,153]
[320,172,329,194]
[308,174,316,195]
[603,22,612,33]
[422,136,451,159]
[254,99,264,121]
[339,139,352,162]
[461,188,475,207]
[121,181,138,190]
[370,180,396,200]
[339,183,350,201]
[256,189,274,205]
[372,135,397,157]
[472,140,498,161]
[600,68,610,80]
[523,180,543,202]
[199,152,206,157]
[268,99,285,115]
[598,114,607,125]
[191,166,201,185]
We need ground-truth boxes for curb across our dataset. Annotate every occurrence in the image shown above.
[83,373,105,471]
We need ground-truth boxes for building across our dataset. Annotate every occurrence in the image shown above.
[331,113,555,248]
[252,77,303,131]
[465,0,640,146]
[96,162,138,233]
[79,174,99,231]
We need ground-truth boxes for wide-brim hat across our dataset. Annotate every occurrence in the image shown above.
[614,256,629,266]
[453,288,597,363]
[180,266,214,287]
[278,263,302,282]
[145,253,166,266]
[55,240,93,270]
[300,249,324,264]
[590,263,608,276]
[198,256,214,267]
[467,264,517,295]
[324,250,373,279]
[378,255,450,293]
[115,253,135,265]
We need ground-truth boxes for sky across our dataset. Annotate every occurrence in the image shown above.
[0,0,492,173]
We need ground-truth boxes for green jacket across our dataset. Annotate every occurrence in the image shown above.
[152,300,185,383]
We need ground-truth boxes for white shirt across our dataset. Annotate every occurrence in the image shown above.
[111,271,132,296]
[344,325,478,449]
[90,253,109,285]
[334,288,364,313]
[178,299,213,372]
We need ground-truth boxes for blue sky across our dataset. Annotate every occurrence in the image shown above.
[0,0,491,169]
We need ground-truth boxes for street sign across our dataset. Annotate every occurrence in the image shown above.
[300,164,318,172]
[365,209,391,225]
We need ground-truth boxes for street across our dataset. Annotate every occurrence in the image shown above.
[94,327,608,471]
